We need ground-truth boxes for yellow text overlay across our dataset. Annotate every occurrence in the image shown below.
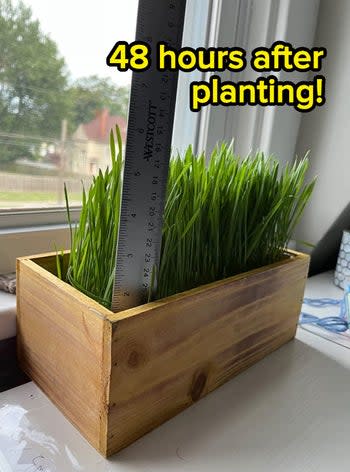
[190,75,325,112]
[106,40,327,113]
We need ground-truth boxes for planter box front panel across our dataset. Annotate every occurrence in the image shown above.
[17,251,309,456]
[17,254,112,453]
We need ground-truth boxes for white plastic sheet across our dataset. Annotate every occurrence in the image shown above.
[0,383,107,471]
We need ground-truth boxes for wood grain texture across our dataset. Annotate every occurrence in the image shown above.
[17,250,309,457]
[16,256,112,454]
[106,251,309,455]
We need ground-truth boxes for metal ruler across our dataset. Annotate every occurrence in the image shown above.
[111,0,187,312]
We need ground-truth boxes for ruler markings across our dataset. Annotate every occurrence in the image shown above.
[111,0,187,312]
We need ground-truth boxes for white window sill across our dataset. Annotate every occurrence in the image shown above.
[0,292,16,341]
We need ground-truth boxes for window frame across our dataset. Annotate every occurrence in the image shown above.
[0,0,213,232]
[0,207,80,230]
[197,0,320,162]
[0,0,320,273]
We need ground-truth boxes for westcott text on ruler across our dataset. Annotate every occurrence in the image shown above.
[110,0,187,312]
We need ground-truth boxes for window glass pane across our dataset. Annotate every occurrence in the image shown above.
[0,0,137,209]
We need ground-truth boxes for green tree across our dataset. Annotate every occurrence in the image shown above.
[0,0,68,162]
[67,75,129,132]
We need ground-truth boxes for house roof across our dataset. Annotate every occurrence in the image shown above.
[82,109,127,143]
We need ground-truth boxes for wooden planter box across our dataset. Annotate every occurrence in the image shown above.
[17,250,309,456]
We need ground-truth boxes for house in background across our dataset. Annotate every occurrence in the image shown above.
[71,109,127,175]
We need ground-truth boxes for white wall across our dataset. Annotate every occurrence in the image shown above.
[0,226,70,274]
[296,0,350,247]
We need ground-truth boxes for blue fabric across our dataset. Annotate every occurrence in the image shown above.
[299,297,348,333]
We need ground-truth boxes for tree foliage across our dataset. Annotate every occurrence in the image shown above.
[67,76,129,133]
[0,0,130,163]
[0,0,68,161]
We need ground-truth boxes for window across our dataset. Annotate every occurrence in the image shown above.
[0,0,137,212]
[0,0,209,272]
[0,0,320,273]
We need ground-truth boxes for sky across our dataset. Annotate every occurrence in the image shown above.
[22,0,138,86]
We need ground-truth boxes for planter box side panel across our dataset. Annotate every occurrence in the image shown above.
[107,253,309,455]
[17,257,112,454]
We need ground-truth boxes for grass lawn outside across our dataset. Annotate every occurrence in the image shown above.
[0,191,82,208]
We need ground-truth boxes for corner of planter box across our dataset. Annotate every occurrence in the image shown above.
[16,252,114,455]
[103,249,310,455]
